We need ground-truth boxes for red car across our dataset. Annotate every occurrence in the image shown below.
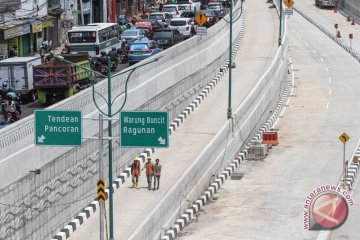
[135,21,153,38]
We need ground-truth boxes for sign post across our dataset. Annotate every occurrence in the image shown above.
[339,132,350,188]
[120,111,169,148]
[34,110,82,146]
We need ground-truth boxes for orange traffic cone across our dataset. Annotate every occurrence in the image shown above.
[336,30,342,38]
[347,16,351,22]
[351,19,356,25]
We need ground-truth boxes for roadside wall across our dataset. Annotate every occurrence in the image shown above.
[338,0,360,18]
[0,4,243,240]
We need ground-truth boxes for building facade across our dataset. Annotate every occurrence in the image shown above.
[0,0,59,58]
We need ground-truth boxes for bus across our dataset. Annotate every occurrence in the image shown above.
[67,23,120,57]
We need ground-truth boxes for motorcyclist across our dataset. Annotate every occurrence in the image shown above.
[98,50,109,66]
[5,93,21,118]
[45,50,55,62]
[108,46,119,64]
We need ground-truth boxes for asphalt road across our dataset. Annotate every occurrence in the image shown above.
[66,0,279,239]
[177,4,360,240]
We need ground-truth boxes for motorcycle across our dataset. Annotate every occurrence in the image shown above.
[39,40,53,54]
[3,100,20,124]
[110,59,118,72]
[119,49,128,63]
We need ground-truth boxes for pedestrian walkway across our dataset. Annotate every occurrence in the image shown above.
[66,0,279,239]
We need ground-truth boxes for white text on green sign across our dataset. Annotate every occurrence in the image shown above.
[35,110,82,146]
[120,111,168,147]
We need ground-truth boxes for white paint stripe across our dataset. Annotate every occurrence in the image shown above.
[325,66,329,72]
[329,77,332,84]
[320,57,324,63]
[313,50,317,54]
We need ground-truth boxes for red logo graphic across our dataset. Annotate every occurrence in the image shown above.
[311,192,348,230]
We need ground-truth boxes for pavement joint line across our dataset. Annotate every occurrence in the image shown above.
[161,59,294,239]
[51,25,245,240]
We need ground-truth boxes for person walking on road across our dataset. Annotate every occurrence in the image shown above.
[145,157,154,190]
[131,159,141,189]
[153,159,162,191]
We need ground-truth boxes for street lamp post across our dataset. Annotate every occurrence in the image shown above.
[226,0,243,119]
[279,0,283,46]
[55,55,161,239]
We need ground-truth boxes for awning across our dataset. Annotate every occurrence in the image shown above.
[39,16,56,28]
[48,4,64,15]
[0,20,31,40]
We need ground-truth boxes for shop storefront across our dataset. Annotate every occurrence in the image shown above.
[41,16,58,47]
[0,20,32,57]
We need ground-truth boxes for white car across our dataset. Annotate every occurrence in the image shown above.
[175,0,201,11]
[162,4,183,18]
[169,18,193,37]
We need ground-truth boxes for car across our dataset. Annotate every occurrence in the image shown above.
[148,12,173,28]
[139,18,164,32]
[152,28,186,49]
[195,10,218,27]
[207,3,224,18]
[180,10,196,19]
[162,4,183,18]
[169,18,193,38]
[121,29,146,43]
[128,38,163,64]
[315,0,336,8]
[135,21,153,38]
[175,0,201,11]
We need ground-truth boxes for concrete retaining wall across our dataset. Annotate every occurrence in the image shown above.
[338,0,360,18]
[0,4,243,240]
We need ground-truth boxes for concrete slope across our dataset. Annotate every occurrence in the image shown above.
[176,7,360,240]
[66,0,279,239]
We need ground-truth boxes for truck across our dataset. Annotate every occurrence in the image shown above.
[33,54,91,105]
[0,57,41,102]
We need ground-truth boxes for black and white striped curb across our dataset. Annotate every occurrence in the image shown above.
[161,61,294,240]
[344,147,360,188]
[52,22,245,240]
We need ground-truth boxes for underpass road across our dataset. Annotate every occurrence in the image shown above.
[177,7,360,240]
[66,0,279,239]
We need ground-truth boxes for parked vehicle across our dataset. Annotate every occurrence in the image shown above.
[67,23,120,57]
[169,18,193,37]
[128,38,163,65]
[315,0,336,8]
[39,40,53,54]
[121,29,146,43]
[152,28,186,49]
[0,57,41,102]
[33,54,91,104]
[148,12,173,28]
[195,10,219,27]
[162,5,183,18]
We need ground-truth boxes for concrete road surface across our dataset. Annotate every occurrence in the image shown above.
[177,6,360,240]
[66,0,279,239]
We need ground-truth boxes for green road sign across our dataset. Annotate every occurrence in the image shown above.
[35,110,82,146]
[120,111,169,148]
